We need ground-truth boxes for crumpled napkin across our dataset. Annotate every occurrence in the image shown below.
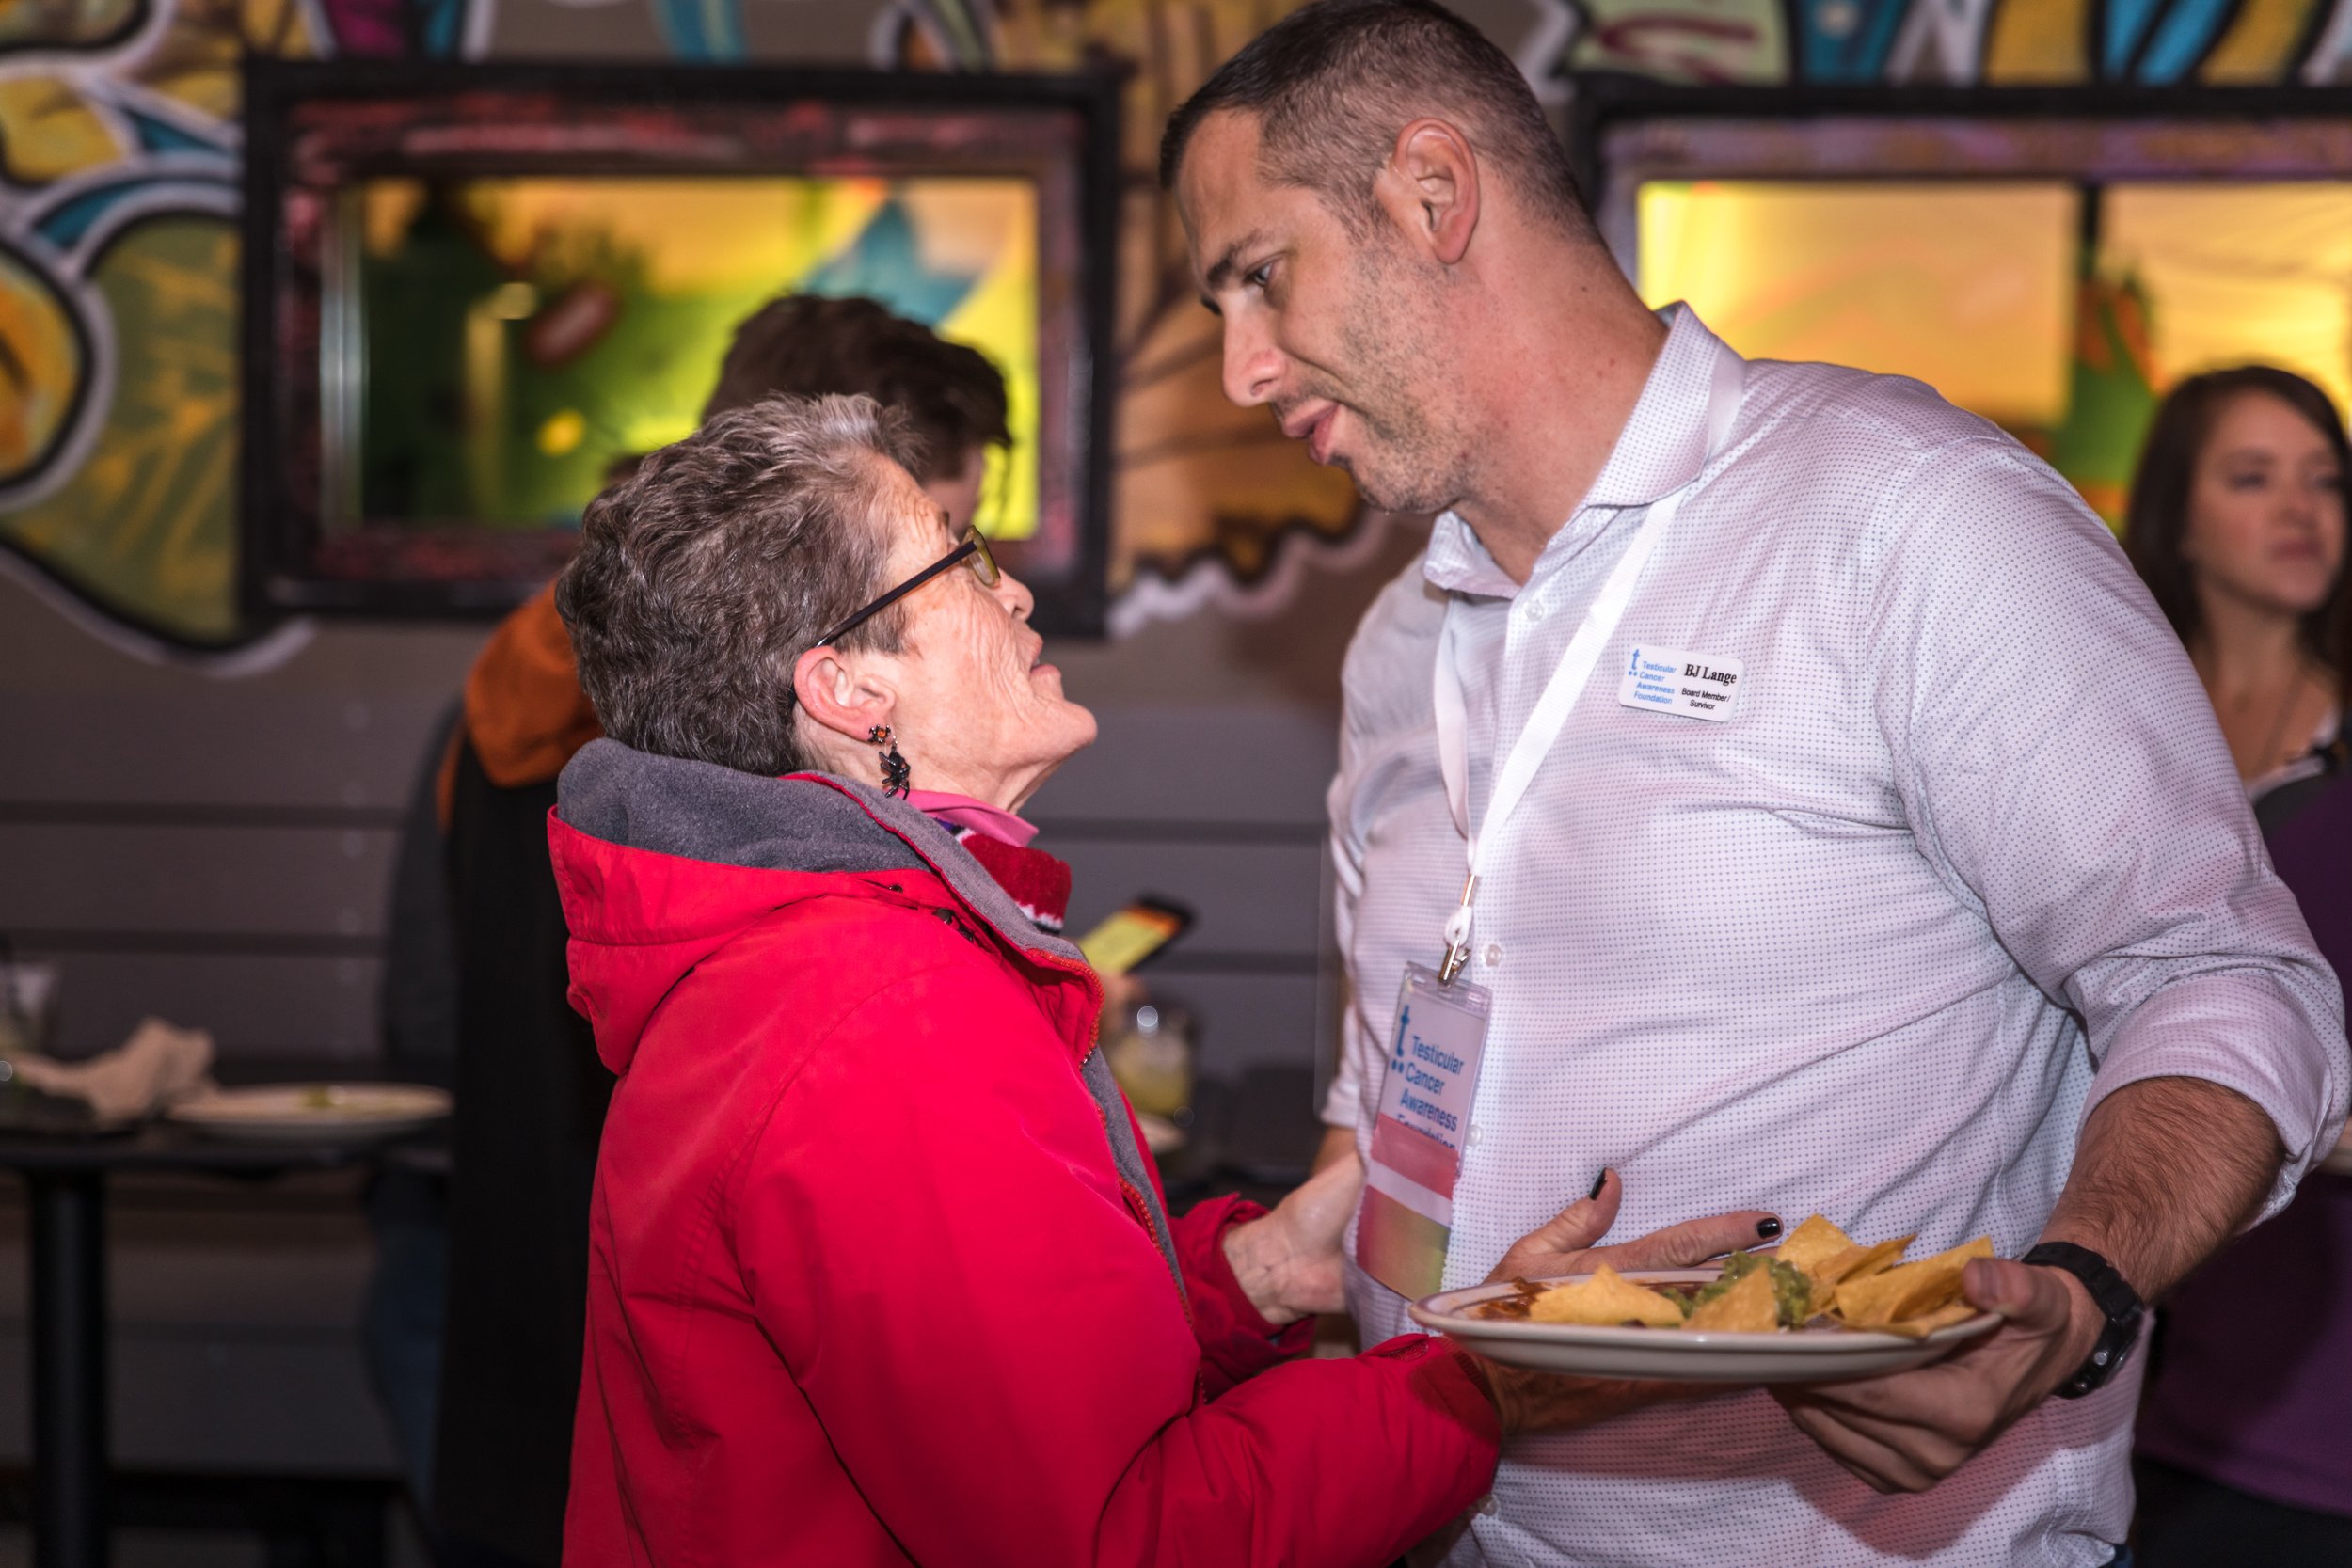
[7,1017,216,1125]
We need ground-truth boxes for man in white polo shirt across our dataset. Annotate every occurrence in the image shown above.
[1163,2,2347,1564]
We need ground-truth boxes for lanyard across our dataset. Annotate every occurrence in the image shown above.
[1430,340,1745,984]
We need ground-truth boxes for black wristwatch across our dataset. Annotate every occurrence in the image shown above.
[2021,1242,2144,1398]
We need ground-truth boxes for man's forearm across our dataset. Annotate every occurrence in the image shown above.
[2042,1074,2282,1300]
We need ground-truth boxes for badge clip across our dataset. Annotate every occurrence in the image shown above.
[1437,875,1477,986]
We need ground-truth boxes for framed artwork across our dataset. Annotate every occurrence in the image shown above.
[242,60,1120,632]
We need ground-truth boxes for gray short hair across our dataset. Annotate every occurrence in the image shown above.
[556,393,923,776]
[1158,0,1595,245]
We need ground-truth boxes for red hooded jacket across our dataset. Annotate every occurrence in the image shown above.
[548,740,1500,1567]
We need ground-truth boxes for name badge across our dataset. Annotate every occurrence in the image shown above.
[1616,644,1743,722]
[1357,964,1490,1301]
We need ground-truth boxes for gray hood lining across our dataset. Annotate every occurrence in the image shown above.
[558,738,1087,970]
[555,739,1184,1307]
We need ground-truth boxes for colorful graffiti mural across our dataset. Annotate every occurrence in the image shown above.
[9,0,2352,650]
[0,0,481,644]
[1543,0,2352,87]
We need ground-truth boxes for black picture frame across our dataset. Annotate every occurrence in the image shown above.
[240,58,1122,636]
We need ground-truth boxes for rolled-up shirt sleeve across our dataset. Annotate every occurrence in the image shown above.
[1870,436,2349,1213]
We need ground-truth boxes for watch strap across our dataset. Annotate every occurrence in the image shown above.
[2021,1241,2143,1398]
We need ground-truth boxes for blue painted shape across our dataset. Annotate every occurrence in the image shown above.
[1798,0,1910,83]
[31,182,147,249]
[802,199,982,327]
[122,106,234,158]
[27,172,230,251]
[649,0,745,61]
[419,0,471,57]
[2103,0,2166,76]
[2135,0,2234,80]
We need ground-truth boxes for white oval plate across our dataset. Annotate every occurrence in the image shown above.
[167,1084,452,1143]
[1409,1269,1999,1384]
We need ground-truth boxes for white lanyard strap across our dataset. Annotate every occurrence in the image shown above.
[1431,341,1745,982]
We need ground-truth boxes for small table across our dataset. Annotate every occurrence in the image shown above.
[0,1117,441,1568]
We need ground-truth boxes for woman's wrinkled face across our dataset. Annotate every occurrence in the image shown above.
[2183,391,2345,622]
[863,461,1096,809]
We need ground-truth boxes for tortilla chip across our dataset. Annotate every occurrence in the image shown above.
[1772,1215,1854,1278]
[1527,1264,1686,1328]
[1814,1235,1914,1290]
[1835,1237,1994,1328]
[1878,1301,1986,1339]
[1683,1265,1780,1333]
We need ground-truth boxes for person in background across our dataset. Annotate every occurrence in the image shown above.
[429,294,1011,1568]
[359,700,459,1524]
[2122,365,2352,1562]
[2122,366,2347,814]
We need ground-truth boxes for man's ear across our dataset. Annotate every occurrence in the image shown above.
[792,644,898,746]
[1376,118,1480,267]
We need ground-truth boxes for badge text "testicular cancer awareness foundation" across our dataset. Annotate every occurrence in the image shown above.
[1616,646,1743,722]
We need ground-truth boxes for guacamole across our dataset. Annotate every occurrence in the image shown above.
[1691,1251,1815,1328]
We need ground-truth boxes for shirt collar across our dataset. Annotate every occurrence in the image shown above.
[1424,304,1730,598]
[903,788,1040,848]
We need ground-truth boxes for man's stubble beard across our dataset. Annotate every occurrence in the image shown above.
[1331,245,1473,517]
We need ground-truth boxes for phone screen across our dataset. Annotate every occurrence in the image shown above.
[1077,900,1191,975]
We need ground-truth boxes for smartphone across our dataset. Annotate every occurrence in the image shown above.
[1077,896,1193,975]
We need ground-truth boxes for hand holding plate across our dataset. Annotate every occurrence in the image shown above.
[1772,1256,2096,1493]
[1463,1170,1782,1438]
[1485,1168,1781,1285]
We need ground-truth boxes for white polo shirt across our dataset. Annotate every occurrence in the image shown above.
[1325,306,2348,1567]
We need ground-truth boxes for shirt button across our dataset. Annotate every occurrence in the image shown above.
[1521,600,1547,623]
[1466,1124,1483,1147]
[1477,1494,1500,1516]
[1483,942,1503,968]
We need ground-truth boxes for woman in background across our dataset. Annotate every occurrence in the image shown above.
[2123,365,2352,1561]
[2123,366,2346,805]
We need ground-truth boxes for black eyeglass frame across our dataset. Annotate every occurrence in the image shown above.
[812,528,1000,649]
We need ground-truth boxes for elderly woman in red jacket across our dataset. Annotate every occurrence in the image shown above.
[547,393,1773,1568]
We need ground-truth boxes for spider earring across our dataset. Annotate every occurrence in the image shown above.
[867,725,912,798]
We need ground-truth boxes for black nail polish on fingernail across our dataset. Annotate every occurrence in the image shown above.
[1756,1217,1783,1240]
[1589,1169,1608,1201]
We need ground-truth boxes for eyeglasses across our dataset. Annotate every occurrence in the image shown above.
[812,525,1001,649]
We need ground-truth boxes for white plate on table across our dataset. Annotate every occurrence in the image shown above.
[166,1084,451,1143]
[1410,1269,1999,1383]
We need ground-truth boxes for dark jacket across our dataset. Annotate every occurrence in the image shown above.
[433,732,611,1565]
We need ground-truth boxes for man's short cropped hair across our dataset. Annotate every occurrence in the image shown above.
[1158,0,1592,242]
[557,393,923,777]
[703,294,1011,485]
